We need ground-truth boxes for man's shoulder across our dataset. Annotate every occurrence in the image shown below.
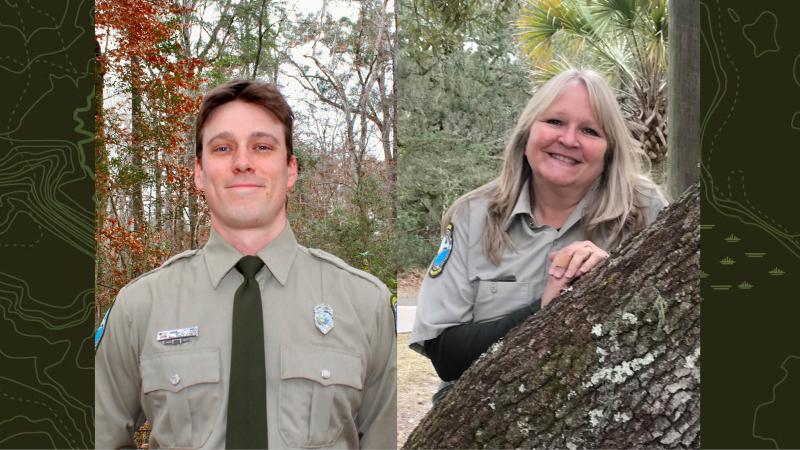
[121,248,202,293]
[161,248,202,267]
[454,191,490,222]
[298,246,389,297]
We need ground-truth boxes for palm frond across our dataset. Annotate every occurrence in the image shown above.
[517,0,665,118]
[649,0,668,41]
[590,0,637,32]
[516,0,566,48]
[530,54,579,86]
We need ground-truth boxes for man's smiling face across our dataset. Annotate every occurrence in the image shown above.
[194,100,298,236]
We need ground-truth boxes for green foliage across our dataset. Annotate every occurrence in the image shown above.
[398,133,501,267]
[290,168,396,290]
[295,205,395,285]
[397,0,531,269]
[400,0,517,62]
[517,0,667,83]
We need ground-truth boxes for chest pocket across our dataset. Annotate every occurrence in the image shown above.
[279,344,363,448]
[141,347,221,449]
[474,280,531,322]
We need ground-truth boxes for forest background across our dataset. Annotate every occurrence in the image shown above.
[95,0,674,445]
[95,0,672,319]
[95,0,397,320]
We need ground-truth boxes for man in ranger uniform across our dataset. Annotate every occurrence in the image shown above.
[95,80,397,449]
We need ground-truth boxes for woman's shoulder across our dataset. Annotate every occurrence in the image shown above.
[634,180,669,225]
[449,189,492,230]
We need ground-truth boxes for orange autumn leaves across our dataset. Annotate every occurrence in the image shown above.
[95,0,206,313]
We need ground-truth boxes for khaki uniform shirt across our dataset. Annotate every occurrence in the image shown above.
[95,224,396,449]
[410,179,666,353]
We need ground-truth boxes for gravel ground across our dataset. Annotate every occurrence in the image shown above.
[396,270,439,447]
[397,332,439,448]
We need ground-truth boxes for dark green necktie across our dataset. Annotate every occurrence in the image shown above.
[227,255,268,449]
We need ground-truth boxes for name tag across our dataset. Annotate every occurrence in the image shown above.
[157,326,199,345]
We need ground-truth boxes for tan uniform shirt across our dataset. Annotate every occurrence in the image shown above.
[95,224,396,449]
[410,179,666,352]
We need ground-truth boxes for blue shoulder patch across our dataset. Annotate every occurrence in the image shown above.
[429,223,454,278]
[391,295,398,333]
[94,307,111,350]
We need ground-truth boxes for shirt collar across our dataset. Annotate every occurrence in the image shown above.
[505,177,593,232]
[255,223,297,287]
[505,178,533,230]
[203,223,298,289]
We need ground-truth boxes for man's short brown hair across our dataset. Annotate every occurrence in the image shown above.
[195,80,294,161]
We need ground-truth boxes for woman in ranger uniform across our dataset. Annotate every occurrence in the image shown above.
[410,68,667,399]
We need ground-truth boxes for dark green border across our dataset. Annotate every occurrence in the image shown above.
[0,1,94,447]
[4,0,800,447]
[701,0,800,447]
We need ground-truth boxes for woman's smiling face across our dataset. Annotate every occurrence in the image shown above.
[525,81,608,194]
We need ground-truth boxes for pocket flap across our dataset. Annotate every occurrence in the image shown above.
[280,345,363,390]
[141,347,220,393]
[474,280,531,322]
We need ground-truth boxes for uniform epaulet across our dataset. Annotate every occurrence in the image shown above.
[161,248,200,267]
[305,247,387,293]
[125,248,200,286]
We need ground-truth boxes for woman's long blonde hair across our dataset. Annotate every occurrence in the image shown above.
[442,68,665,265]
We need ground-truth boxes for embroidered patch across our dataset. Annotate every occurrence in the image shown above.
[391,295,398,333]
[94,308,111,350]
[429,223,454,278]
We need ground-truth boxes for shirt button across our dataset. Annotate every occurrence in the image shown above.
[321,369,331,379]
[170,374,181,386]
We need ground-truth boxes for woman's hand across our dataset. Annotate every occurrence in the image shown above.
[541,273,571,308]
[548,240,609,279]
[541,241,608,307]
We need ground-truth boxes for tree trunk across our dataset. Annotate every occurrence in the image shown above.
[251,0,269,79]
[377,66,396,228]
[130,57,145,233]
[405,184,700,449]
[667,0,700,200]
[389,5,398,229]
[154,147,162,230]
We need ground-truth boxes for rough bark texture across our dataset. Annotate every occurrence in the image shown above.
[405,184,700,449]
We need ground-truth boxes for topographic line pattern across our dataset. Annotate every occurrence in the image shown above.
[752,355,800,449]
[701,1,800,447]
[0,1,94,447]
[701,0,799,259]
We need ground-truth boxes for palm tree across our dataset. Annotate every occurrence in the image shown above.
[517,0,669,178]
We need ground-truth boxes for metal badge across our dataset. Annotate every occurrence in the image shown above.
[156,326,199,345]
[314,304,334,335]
